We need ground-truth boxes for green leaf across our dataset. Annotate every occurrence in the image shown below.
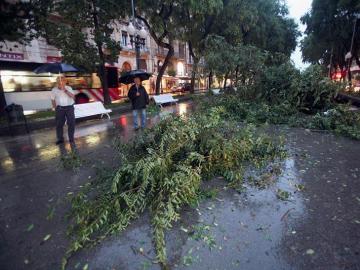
[26,224,34,232]
[43,234,51,241]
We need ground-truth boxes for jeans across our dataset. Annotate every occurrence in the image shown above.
[55,105,75,141]
[132,109,146,129]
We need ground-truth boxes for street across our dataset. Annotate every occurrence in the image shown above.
[0,102,359,270]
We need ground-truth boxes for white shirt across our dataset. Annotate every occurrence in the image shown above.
[51,86,75,106]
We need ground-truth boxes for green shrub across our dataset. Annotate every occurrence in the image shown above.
[292,65,341,113]
[258,62,300,104]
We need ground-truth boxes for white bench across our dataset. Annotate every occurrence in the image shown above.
[152,94,179,107]
[74,101,112,119]
[211,88,221,95]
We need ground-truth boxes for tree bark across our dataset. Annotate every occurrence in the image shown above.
[157,45,174,95]
[190,59,199,94]
[223,72,228,89]
[98,63,111,104]
[234,65,239,86]
[328,45,334,78]
[136,14,173,95]
[188,41,199,94]
[0,75,7,116]
[91,0,111,104]
[208,70,213,90]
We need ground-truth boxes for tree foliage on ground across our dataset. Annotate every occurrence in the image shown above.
[301,0,360,69]
[34,0,125,104]
[200,62,360,139]
[63,105,286,269]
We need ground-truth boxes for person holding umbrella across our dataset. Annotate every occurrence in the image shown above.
[128,76,149,130]
[51,75,76,144]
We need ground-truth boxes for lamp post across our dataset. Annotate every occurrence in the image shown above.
[127,1,147,70]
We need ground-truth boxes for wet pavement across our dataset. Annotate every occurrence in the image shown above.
[0,103,360,270]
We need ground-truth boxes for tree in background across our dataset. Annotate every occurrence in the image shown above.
[178,0,298,93]
[175,0,223,93]
[202,0,298,91]
[0,0,35,42]
[301,0,360,80]
[241,0,299,57]
[0,0,38,114]
[134,0,177,95]
[36,0,124,104]
[204,36,267,89]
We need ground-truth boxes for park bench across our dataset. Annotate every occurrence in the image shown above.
[74,101,112,120]
[211,88,221,95]
[153,94,179,107]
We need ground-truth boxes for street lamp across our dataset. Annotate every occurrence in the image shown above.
[128,1,147,70]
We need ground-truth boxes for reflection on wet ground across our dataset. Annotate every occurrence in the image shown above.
[0,105,360,270]
[0,102,191,176]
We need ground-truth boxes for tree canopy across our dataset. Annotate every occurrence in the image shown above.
[0,0,34,42]
[301,0,360,69]
[35,0,125,104]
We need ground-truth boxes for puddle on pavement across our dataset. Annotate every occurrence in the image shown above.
[0,102,192,176]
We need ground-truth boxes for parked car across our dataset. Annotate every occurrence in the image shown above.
[171,83,192,93]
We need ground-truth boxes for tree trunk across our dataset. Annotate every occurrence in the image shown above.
[98,63,111,104]
[156,46,174,95]
[208,70,213,90]
[136,15,174,95]
[234,65,239,86]
[91,0,111,105]
[190,59,199,94]
[328,45,334,78]
[0,75,7,116]
[223,72,228,89]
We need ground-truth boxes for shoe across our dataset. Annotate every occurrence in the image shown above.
[56,139,64,145]
[134,127,140,131]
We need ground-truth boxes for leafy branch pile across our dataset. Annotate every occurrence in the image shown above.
[63,107,286,269]
[203,64,360,140]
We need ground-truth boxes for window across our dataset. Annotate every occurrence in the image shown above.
[121,31,128,47]
[129,35,134,49]
[1,70,56,92]
[179,43,185,59]
[140,38,146,51]
[0,70,94,92]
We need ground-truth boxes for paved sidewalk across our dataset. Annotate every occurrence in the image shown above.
[0,102,359,270]
[0,102,192,176]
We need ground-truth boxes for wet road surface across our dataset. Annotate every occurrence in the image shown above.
[0,103,360,270]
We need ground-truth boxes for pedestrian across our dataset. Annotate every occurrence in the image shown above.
[128,77,149,130]
[51,75,76,145]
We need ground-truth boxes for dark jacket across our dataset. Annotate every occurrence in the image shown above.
[128,84,149,110]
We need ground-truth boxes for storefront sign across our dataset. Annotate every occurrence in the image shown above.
[46,56,62,63]
[0,51,24,60]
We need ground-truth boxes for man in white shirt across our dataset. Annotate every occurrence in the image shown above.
[51,76,76,144]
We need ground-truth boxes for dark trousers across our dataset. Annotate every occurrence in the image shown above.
[55,105,75,141]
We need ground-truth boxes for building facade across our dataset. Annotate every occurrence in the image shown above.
[0,20,208,111]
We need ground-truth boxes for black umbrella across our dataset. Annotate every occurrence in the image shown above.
[119,70,152,84]
[33,63,80,74]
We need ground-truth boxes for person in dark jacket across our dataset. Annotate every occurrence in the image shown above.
[128,77,149,129]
